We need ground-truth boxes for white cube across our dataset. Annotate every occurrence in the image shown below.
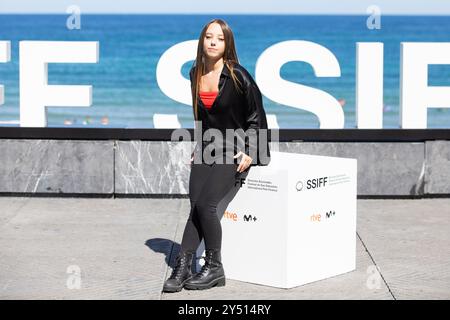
[220,151,357,288]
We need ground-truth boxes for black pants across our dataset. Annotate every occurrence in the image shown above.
[180,161,249,253]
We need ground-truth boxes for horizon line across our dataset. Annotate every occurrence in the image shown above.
[0,12,449,16]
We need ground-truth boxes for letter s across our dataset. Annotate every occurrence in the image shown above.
[256,40,344,128]
[0,41,11,106]
[156,40,197,106]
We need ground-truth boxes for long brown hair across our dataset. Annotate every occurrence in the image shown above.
[191,18,243,121]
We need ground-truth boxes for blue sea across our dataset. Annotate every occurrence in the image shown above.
[0,14,449,128]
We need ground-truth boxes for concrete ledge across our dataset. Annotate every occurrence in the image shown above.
[425,140,450,194]
[115,141,192,194]
[278,142,425,196]
[0,139,447,196]
[0,139,114,194]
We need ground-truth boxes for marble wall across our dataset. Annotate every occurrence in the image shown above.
[0,139,448,196]
[425,140,450,195]
[277,142,425,196]
[114,141,191,195]
[0,139,113,194]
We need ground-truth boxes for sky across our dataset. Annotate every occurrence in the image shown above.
[0,0,449,15]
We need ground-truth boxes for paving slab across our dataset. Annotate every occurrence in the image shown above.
[0,197,448,300]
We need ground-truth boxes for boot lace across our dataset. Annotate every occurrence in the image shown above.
[169,255,190,280]
[195,251,221,276]
[196,256,211,276]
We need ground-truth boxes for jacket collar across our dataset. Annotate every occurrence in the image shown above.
[192,62,231,79]
[221,63,231,78]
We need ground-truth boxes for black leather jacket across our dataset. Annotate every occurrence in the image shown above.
[189,62,271,166]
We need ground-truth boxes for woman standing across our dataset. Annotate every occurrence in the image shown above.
[163,18,270,293]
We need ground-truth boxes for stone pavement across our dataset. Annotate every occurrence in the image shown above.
[0,197,449,300]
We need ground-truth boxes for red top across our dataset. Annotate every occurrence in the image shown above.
[199,91,218,109]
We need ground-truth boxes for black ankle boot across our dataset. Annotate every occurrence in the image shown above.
[162,250,195,293]
[184,249,225,290]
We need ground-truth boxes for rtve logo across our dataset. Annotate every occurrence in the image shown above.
[223,211,258,222]
[223,210,238,221]
[310,210,336,222]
